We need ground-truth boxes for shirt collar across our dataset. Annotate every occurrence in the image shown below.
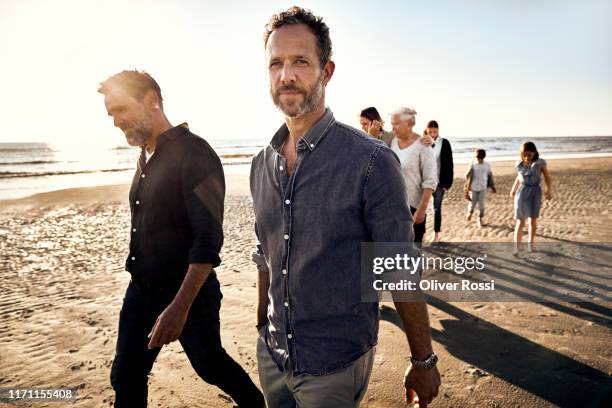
[269,108,335,153]
[155,122,189,148]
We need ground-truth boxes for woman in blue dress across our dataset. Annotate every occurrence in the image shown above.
[510,142,553,253]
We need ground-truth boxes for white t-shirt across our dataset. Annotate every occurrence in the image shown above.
[390,138,438,209]
[145,149,154,163]
[431,137,444,179]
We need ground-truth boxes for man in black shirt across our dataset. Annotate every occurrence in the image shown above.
[99,70,263,407]
[427,120,454,242]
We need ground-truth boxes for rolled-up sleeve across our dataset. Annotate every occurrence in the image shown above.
[181,144,225,267]
[420,147,438,191]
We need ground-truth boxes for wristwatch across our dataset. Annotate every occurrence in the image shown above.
[410,352,438,369]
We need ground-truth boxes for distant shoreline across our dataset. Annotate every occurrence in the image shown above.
[2,135,612,201]
[2,156,611,210]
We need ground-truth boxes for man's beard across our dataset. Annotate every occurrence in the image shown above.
[123,114,153,147]
[124,125,152,147]
[271,74,324,118]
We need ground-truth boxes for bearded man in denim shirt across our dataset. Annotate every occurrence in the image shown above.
[250,7,441,408]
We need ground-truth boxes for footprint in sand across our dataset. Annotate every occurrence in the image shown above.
[69,361,85,371]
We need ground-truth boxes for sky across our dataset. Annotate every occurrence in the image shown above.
[1,0,611,148]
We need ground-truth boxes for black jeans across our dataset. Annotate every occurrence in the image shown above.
[110,276,264,407]
[433,186,446,233]
[410,206,426,244]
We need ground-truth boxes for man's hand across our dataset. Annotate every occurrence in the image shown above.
[148,302,189,349]
[419,135,434,146]
[413,208,426,224]
[404,365,441,407]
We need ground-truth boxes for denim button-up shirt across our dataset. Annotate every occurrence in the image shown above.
[250,109,415,375]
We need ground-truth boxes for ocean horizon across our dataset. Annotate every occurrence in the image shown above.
[2,135,612,200]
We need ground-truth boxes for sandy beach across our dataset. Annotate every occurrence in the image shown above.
[0,157,610,407]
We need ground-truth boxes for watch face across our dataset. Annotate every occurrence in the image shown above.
[411,352,438,369]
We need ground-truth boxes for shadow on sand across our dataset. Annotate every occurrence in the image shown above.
[380,299,612,407]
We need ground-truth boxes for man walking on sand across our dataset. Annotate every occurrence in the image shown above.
[250,7,441,407]
[99,70,264,407]
[427,120,454,242]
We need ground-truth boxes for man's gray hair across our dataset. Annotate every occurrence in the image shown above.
[391,107,417,123]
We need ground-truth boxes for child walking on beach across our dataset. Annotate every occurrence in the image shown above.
[510,142,553,253]
[464,149,496,227]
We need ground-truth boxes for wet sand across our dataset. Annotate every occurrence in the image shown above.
[0,157,610,407]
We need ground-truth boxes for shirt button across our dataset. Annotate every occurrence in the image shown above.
[131,256,136,261]
[284,234,289,240]
[284,302,289,307]
[132,228,136,232]
[135,200,140,205]
[285,199,291,205]
[282,269,287,275]
[287,333,293,339]
[141,173,146,178]
[279,166,284,171]
[310,143,314,148]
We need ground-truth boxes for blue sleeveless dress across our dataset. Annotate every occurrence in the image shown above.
[514,158,546,219]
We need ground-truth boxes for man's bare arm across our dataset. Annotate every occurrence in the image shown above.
[148,263,212,349]
[394,301,434,359]
[257,268,270,328]
[395,301,441,407]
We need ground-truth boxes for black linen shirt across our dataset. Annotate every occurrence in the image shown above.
[126,123,225,288]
